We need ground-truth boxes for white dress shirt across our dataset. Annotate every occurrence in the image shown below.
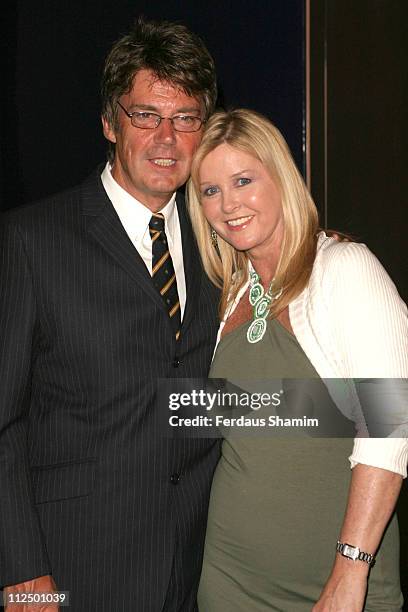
[101,162,186,318]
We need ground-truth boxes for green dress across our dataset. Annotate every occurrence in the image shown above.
[198,319,402,611]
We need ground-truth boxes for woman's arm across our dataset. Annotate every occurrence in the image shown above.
[323,240,408,473]
[313,240,407,609]
[313,464,402,611]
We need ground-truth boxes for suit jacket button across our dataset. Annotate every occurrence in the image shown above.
[170,473,180,485]
[173,357,180,368]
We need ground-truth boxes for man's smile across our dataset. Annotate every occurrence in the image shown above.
[150,158,177,167]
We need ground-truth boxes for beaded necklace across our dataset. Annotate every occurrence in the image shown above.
[247,263,282,344]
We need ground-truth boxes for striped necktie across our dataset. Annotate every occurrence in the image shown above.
[149,213,181,340]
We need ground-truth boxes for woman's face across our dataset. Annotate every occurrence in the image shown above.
[199,143,284,261]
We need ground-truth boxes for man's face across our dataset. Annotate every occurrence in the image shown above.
[102,69,204,212]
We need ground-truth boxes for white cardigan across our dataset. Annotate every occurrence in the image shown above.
[217,233,408,476]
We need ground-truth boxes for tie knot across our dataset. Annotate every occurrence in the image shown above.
[149,213,165,232]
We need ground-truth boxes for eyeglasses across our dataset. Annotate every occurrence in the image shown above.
[117,101,205,133]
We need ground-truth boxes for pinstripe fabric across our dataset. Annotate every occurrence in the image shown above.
[0,169,220,611]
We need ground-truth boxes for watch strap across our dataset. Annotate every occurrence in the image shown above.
[336,540,375,566]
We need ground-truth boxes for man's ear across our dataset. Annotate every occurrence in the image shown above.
[101,115,117,144]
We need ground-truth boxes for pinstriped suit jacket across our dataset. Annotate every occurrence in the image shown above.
[0,169,220,611]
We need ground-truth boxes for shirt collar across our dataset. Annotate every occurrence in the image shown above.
[101,162,177,242]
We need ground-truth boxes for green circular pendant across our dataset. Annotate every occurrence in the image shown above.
[254,295,272,318]
[247,318,267,343]
[249,282,264,306]
[246,265,281,345]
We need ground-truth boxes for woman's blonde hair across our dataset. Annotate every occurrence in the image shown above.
[187,109,319,318]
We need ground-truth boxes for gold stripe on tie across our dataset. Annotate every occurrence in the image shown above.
[160,274,176,296]
[149,212,181,341]
[169,301,180,318]
[152,251,170,275]
[149,229,161,243]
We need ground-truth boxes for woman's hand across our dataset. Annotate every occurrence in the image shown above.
[312,562,368,611]
[313,463,402,612]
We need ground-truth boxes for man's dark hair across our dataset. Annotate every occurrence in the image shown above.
[101,17,217,131]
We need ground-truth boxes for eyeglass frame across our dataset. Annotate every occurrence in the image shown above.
[116,100,205,133]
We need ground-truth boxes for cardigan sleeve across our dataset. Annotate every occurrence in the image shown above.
[324,241,408,476]
[350,438,408,477]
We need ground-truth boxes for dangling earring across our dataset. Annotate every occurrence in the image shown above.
[210,229,218,248]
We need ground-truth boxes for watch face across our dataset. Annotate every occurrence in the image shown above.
[343,544,359,560]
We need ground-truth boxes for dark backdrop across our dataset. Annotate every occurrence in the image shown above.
[1,0,305,209]
[310,0,407,303]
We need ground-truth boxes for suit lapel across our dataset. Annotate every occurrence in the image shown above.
[81,170,168,314]
[177,193,202,334]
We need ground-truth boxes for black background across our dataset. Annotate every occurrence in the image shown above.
[1,0,304,208]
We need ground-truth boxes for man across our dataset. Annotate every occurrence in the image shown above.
[0,18,219,611]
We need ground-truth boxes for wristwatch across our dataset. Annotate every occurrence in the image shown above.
[336,541,375,566]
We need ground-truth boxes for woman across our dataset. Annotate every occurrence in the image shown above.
[187,109,408,611]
